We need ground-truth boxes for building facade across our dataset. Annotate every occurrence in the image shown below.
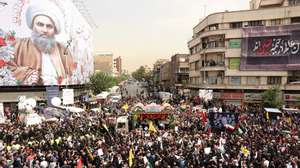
[153,59,169,89]
[159,61,172,92]
[170,54,190,93]
[94,52,113,74]
[188,0,300,106]
[113,56,122,76]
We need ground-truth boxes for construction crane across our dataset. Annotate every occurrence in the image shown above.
[71,0,98,29]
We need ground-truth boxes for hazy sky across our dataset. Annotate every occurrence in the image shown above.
[85,0,249,72]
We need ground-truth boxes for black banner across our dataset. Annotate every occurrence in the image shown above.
[240,24,300,70]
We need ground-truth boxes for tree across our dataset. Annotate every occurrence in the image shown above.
[88,72,116,94]
[115,73,129,84]
[262,85,283,108]
[132,66,146,81]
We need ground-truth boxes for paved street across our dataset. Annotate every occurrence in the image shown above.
[121,81,148,98]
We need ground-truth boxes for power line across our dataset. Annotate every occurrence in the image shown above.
[71,0,98,29]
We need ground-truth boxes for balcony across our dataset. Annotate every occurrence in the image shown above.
[260,0,284,7]
[200,61,225,71]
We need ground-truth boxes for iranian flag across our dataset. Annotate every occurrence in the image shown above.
[224,124,235,131]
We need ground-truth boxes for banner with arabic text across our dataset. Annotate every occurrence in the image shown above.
[240,24,300,70]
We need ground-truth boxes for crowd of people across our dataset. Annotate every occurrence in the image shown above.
[0,94,300,168]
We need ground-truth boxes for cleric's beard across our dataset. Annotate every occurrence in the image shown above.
[31,31,56,54]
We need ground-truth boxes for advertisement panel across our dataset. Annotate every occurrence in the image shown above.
[0,103,5,124]
[0,0,94,86]
[229,39,241,48]
[240,24,300,70]
[284,94,300,101]
[221,92,244,100]
[229,58,240,69]
[244,93,262,102]
[46,86,59,106]
[63,89,74,105]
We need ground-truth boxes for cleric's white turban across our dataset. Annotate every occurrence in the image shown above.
[26,1,62,34]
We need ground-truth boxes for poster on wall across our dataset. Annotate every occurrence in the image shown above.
[0,103,5,123]
[62,88,74,105]
[240,24,300,71]
[0,0,94,86]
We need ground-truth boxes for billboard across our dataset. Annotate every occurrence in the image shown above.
[0,0,94,86]
[240,24,300,71]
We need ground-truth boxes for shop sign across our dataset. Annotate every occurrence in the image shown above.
[284,94,300,101]
[229,58,240,70]
[244,93,262,102]
[63,89,74,105]
[222,93,244,100]
[213,92,221,99]
[229,39,241,48]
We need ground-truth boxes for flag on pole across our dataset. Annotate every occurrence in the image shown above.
[122,103,129,112]
[240,146,250,157]
[265,111,269,120]
[102,123,109,132]
[84,146,94,161]
[201,111,207,125]
[129,147,134,167]
[148,121,157,133]
[224,124,235,132]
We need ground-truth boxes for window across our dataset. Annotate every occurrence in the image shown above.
[291,17,300,24]
[247,77,259,85]
[230,76,241,85]
[230,22,243,29]
[208,76,217,84]
[179,58,186,62]
[179,68,189,73]
[189,62,195,71]
[248,20,263,27]
[209,24,219,31]
[195,61,200,70]
[289,0,300,5]
[270,19,281,26]
[288,71,300,83]
[267,76,281,84]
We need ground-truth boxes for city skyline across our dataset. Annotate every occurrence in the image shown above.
[85,0,249,72]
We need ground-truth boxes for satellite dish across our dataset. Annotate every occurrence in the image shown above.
[51,97,61,107]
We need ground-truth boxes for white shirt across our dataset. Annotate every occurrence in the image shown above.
[41,53,59,85]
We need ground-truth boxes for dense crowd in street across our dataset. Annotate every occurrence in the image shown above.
[0,95,300,168]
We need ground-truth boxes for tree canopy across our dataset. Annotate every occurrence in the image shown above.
[88,72,117,94]
[132,66,153,82]
[262,85,283,108]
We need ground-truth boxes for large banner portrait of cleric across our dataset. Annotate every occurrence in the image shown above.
[0,0,94,86]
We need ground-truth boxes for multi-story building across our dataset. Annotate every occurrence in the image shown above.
[159,61,172,92]
[113,56,122,76]
[153,59,170,89]
[188,0,300,107]
[170,54,189,93]
[94,52,113,74]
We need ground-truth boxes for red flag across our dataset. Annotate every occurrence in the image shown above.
[224,124,235,132]
[201,112,207,125]
[76,157,83,168]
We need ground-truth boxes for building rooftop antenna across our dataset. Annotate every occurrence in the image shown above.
[71,0,98,29]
